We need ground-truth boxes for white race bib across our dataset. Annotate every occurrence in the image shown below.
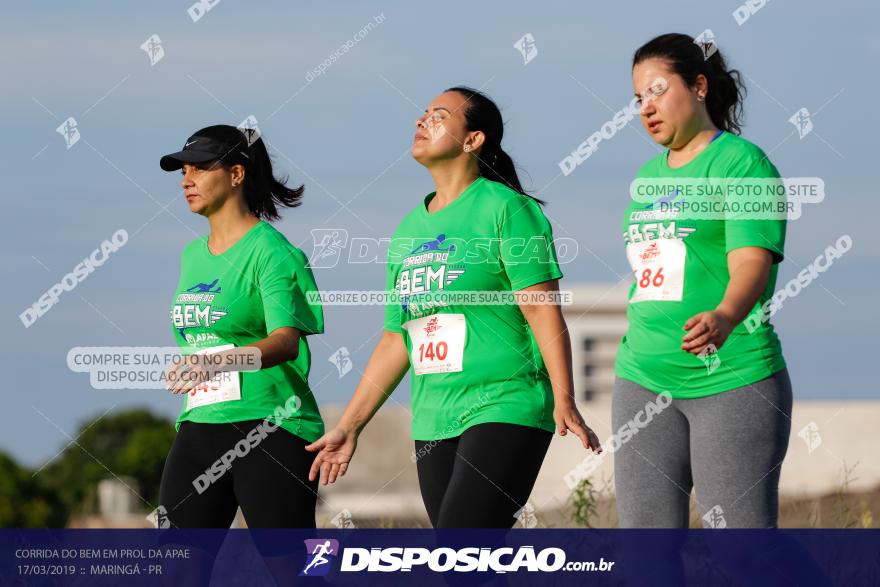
[185,344,242,409]
[626,239,686,302]
[402,314,466,375]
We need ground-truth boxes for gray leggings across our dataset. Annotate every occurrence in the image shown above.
[613,368,792,528]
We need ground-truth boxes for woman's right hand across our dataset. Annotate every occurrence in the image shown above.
[306,426,358,485]
[305,331,409,485]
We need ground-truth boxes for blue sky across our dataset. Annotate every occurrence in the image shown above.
[2,0,876,466]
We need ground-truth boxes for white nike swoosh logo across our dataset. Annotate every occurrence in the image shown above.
[185,140,198,147]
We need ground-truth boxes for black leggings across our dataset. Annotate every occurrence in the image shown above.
[414,422,552,528]
[159,419,318,529]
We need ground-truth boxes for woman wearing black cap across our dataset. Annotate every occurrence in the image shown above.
[158,125,326,531]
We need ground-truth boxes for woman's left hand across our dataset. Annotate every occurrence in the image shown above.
[681,309,734,355]
[554,402,603,454]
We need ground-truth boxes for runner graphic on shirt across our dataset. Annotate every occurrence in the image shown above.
[411,233,456,254]
[186,278,222,293]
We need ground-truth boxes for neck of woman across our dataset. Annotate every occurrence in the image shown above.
[207,196,259,253]
[427,159,480,211]
[668,121,720,167]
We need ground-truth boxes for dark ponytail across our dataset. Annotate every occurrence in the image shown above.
[240,136,303,221]
[633,33,746,135]
[446,86,545,205]
[218,127,304,221]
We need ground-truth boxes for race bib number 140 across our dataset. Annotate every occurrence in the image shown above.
[626,239,686,302]
[402,314,466,375]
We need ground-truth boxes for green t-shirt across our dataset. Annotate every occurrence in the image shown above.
[615,131,787,398]
[384,177,562,440]
[170,220,325,442]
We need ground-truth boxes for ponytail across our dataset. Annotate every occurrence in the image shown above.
[239,136,304,221]
[215,128,303,221]
[703,50,745,135]
[446,86,545,205]
[633,33,746,134]
[478,145,525,195]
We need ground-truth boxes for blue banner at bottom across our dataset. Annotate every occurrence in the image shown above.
[2,529,878,585]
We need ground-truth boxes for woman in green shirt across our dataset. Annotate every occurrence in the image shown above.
[157,125,325,532]
[615,34,793,530]
[307,87,602,528]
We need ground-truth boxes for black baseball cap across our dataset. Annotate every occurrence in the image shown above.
[159,124,252,171]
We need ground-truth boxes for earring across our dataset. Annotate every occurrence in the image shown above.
[464,146,470,152]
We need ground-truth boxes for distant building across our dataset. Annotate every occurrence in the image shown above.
[561,282,630,403]
[68,477,151,528]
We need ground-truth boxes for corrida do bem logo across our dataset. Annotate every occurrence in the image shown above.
[171,278,227,340]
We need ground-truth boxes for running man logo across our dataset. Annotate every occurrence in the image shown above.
[310,229,348,268]
[702,505,727,529]
[300,539,340,577]
[514,502,538,528]
[186,278,221,293]
[693,29,718,60]
[513,33,538,65]
[331,509,357,529]
[140,34,164,66]
[237,115,261,146]
[789,108,813,139]
[329,347,353,378]
[411,234,456,254]
[698,344,721,375]
[798,422,822,454]
[146,506,171,529]
[646,188,683,211]
[56,117,80,149]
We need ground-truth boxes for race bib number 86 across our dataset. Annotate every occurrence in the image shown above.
[626,239,686,302]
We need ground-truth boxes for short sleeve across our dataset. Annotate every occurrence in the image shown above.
[259,246,324,335]
[724,155,786,264]
[499,196,564,290]
[383,247,403,333]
